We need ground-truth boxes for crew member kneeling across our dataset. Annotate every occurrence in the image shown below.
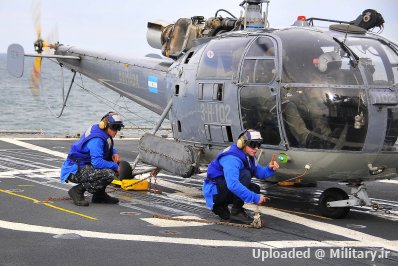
[60,112,124,206]
[203,129,279,224]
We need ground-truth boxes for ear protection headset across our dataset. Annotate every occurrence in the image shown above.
[237,129,249,149]
[99,112,117,130]
[237,129,263,149]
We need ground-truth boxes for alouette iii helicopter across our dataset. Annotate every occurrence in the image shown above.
[7,0,398,219]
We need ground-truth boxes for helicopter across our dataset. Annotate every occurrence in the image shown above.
[6,0,398,219]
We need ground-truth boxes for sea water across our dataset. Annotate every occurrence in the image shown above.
[0,54,169,136]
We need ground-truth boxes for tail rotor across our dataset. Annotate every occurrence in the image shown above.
[30,0,52,96]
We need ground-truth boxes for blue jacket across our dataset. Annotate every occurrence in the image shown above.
[203,144,276,209]
[60,124,118,183]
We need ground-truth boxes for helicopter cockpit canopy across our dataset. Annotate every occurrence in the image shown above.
[238,28,398,152]
[278,29,398,151]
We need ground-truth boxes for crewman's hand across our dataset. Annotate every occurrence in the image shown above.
[257,194,266,205]
[112,154,121,163]
[269,160,279,170]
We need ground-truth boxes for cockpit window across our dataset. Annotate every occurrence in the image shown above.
[384,43,398,85]
[246,37,275,57]
[278,29,363,85]
[346,37,398,85]
[197,38,251,79]
[241,37,276,84]
[281,86,368,151]
[277,29,398,86]
[240,86,281,146]
[241,59,275,83]
[277,29,364,85]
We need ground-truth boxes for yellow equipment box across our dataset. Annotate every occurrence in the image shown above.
[112,179,149,191]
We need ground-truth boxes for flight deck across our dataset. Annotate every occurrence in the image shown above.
[0,136,398,266]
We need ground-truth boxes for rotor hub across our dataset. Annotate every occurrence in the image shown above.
[34,38,44,54]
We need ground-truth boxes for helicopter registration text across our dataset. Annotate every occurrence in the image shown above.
[200,103,232,124]
[119,71,139,87]
[370,90,398,105]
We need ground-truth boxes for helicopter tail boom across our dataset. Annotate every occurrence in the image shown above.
[54,45,173,115]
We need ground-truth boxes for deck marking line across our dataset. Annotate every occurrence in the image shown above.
[0,168,60,178]
[0,138,67,158]
[377,179,398,184]
[245,204,398,252]
[1,219,398,250]
[0,188,96,220]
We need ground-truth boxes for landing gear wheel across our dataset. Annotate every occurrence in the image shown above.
[318,187,350,219]
[118,160,133,180]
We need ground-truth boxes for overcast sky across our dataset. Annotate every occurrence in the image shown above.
[0,0,397,57]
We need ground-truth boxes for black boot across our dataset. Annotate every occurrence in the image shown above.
[68,184,89,206]
[230,208,254,224]
[92,189,119,204]
[212,204,230,220]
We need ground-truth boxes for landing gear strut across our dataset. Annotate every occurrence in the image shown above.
[318,182,372,219]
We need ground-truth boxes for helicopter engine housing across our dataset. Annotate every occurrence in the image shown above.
[146,16,237,59]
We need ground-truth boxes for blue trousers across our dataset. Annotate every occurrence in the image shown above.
[212,169,260,210]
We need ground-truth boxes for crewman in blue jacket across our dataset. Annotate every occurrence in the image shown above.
[203,129,279,224]
[60,112,124,206]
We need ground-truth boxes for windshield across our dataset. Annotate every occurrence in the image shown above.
[281,86,368,151]
[276,29,398,85]
[345,37,398,85]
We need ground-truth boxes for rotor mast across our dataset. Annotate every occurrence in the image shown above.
[240,0,270,30]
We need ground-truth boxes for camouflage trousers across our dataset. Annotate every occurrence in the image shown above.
[68,165,115,194]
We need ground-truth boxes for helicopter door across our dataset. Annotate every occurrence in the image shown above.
[170,44,207,141]
[239,37,283,147]
[196,37,251,144]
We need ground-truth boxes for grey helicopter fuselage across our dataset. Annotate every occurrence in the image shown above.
[54,24,398,183]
